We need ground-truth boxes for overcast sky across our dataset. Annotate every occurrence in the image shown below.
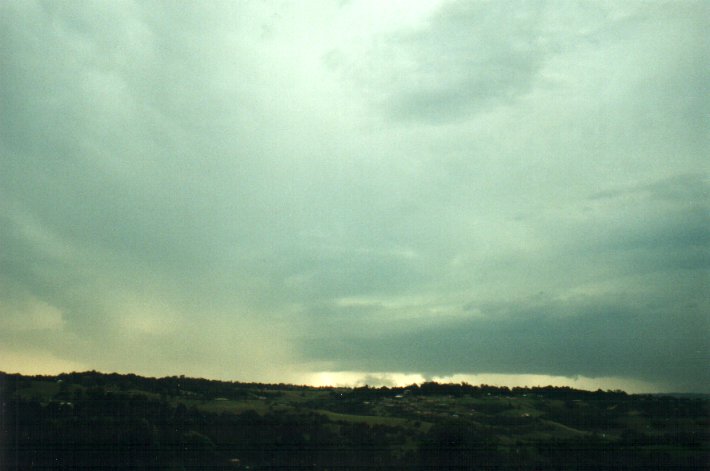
[1,0,708,392]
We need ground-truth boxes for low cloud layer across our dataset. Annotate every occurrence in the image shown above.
[1,1,707,391]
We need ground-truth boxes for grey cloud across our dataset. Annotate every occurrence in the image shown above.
[0,1,706,390]
[383,1,547,122]
[1,2,279,265]
[327,1,617,123]
[590,174,709,206]
[329,0,708,126]
[297,171,709,390]
[302,292,709,391]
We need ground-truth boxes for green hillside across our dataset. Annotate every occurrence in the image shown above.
[1,371,707,469]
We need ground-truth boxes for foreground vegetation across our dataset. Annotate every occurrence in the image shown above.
[1,371,707,469]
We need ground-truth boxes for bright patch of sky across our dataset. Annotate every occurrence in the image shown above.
[306,371,658,394]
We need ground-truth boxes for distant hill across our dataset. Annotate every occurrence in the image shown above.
[649,392,710,399]
[2,370,708,469]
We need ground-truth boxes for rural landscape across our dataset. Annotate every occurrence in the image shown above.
[2,2,707,469]
[2,371,707,469]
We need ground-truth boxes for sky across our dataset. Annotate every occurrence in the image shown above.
[1,0,708,393]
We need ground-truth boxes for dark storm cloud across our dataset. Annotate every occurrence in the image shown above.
[303,290,708,391]
[299,172,709,390]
